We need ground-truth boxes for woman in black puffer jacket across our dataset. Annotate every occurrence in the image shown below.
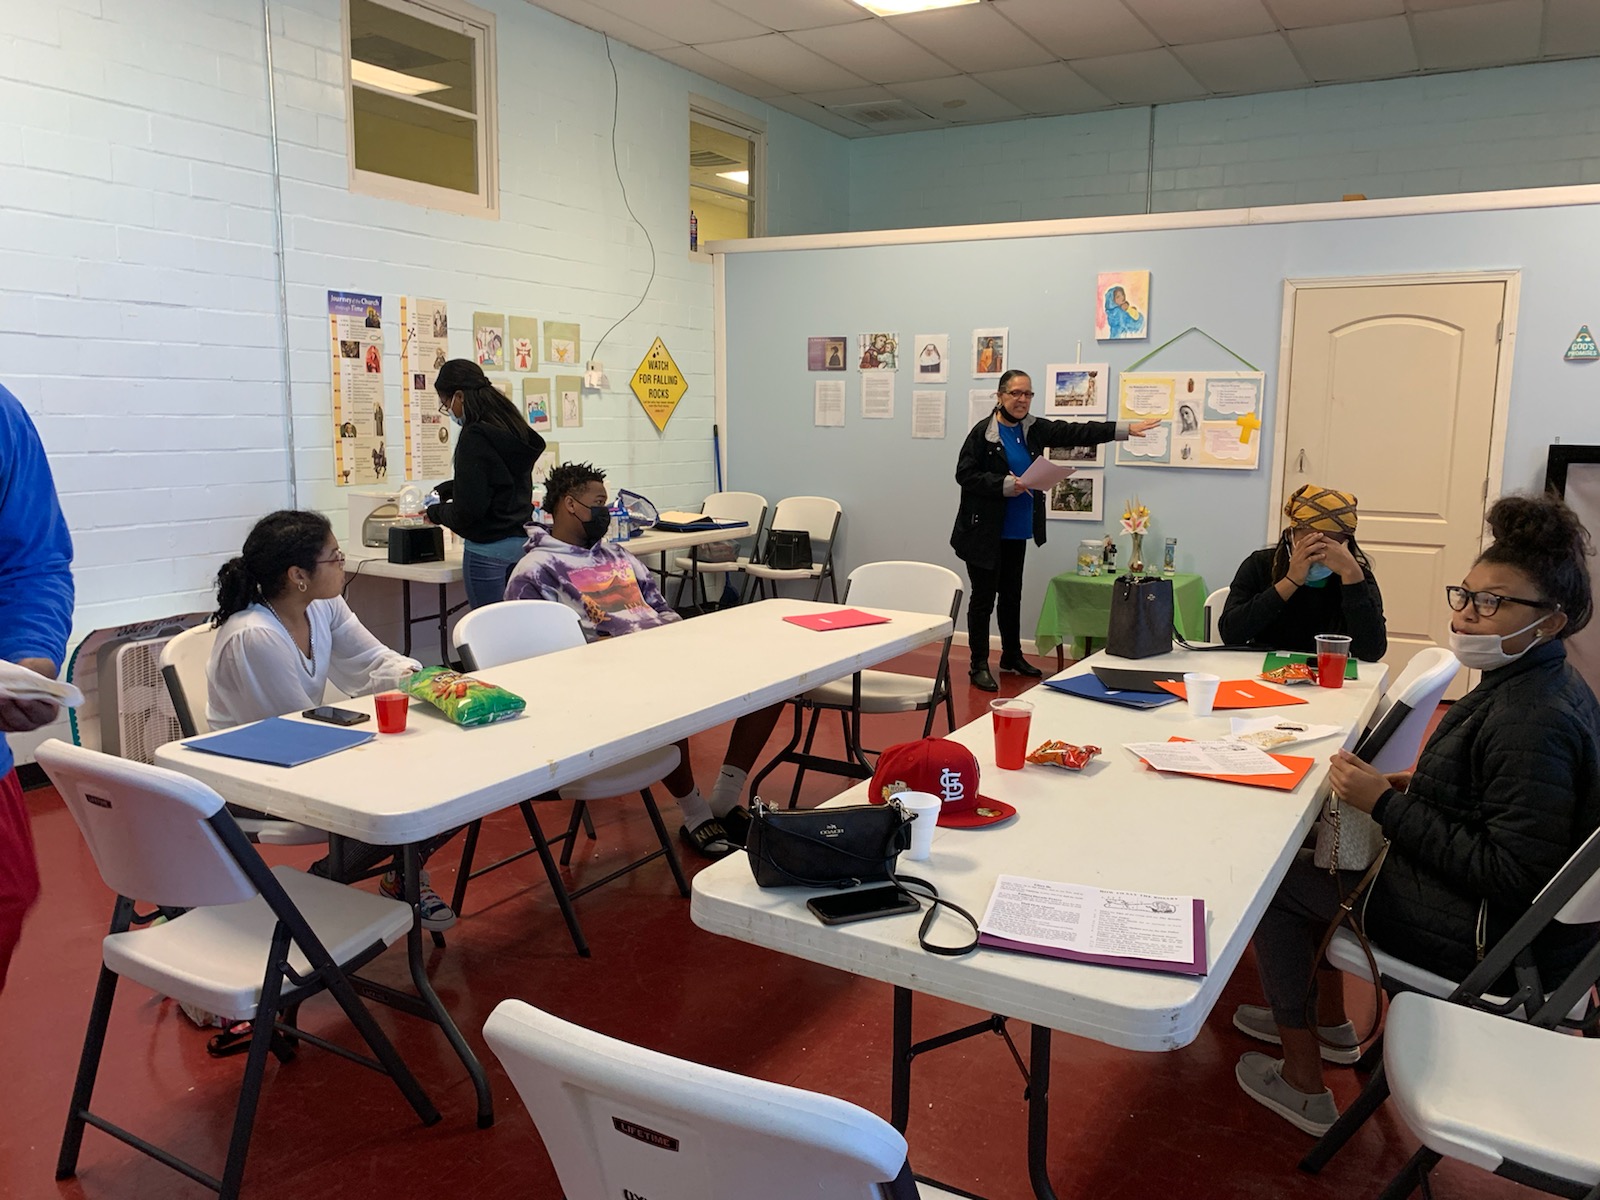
[1232,491,1600,1137]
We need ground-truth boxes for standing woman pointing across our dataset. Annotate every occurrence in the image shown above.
[426,360,545,609]
[951,369,1159,692]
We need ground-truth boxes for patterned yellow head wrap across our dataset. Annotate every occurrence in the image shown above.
[1284,484,1358,535]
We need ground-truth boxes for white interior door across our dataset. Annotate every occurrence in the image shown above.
[1281,281,1508,697]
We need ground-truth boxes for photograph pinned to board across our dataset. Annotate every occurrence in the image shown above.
[862,373,894,419]
[544,321,580,366]
[808,336,847,371]
[911,390,946,439]
[473,312,505,369]
[968,388,996,431]
[1096,271,1149,340]
[914,333,949,383]
[1042,362,1110,417]
[509,316,538,371]
[555,375,583,428]
[814,379,845,427]
[1046,473,1103,521]
[522,377,553,433]
[1114,371,1265,470]
[402,296,452,479]
[858,332,899,371]
[533,442,560,486]
[972,327,1008,377]
[1047,431,1107,469]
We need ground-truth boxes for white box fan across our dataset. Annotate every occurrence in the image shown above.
[65,613,210,764]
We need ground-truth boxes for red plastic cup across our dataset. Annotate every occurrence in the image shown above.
[1315,635,1351,690]
[990,699,1033,770]
[374,691,409,733]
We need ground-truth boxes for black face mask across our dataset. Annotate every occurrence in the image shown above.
[578,503,611,548]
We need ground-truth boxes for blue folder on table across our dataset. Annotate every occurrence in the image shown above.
[1044,674,1181,710]
[185,717,374,768]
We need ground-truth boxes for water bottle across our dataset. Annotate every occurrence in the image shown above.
[609,499,627,543]
[617,501,632,541]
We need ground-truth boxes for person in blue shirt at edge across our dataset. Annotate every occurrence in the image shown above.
[951,369,1159,692]
[1218,483,1387,661]
[0,384,75,995]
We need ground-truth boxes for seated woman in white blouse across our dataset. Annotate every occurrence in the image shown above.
[207,509,454,931]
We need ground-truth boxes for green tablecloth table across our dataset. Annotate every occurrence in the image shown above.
[1035,571,1210,665]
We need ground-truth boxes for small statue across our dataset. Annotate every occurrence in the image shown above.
[1101,534,1118,570]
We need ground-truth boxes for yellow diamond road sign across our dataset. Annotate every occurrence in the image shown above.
[631,337,687,432]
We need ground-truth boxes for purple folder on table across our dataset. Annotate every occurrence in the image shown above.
[978,898,1208,977]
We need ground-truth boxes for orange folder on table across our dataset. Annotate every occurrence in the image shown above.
[783,608,891,632]
[1134,737,1316,792]
[1155,679,1307,709]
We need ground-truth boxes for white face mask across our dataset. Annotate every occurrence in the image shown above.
[1447,614,1550,671]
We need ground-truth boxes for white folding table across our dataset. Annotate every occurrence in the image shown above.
[691,648,1388,1199]
[154,599,952,1127]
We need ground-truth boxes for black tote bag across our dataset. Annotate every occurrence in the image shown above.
[1106,575,1174,659]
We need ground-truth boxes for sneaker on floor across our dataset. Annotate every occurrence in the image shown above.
[381,869,458,932]
[1233,1004,1362,1065]
[680,818,739,860]
[1235,1052,1339,1136]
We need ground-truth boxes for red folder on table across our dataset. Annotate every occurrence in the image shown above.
[1154,679,1307,708]
[783,608,890,632]
[1131,736,1316,792]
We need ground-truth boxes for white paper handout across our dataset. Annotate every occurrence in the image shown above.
[980,875,1197,967]
[1124,739,1291,777]
[911,391,946,439]
[1227,717,1342,751]
[862,374,894,419]
[814,380,845,428]
[1014,457,1075,492]
[0,660,83,708]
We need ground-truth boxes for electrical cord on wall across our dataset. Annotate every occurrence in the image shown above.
[589,34,657,368]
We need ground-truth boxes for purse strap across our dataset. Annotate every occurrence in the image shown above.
[888,870,980,957]
[1306,843,1390,1049]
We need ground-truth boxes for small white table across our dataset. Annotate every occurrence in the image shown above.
[155,599,953,1128]
[692,648,1387,1199]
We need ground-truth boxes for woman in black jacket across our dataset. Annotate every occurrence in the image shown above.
[1233,492,1600,1136]
[426,360,545,609]
[950,369,1156,691]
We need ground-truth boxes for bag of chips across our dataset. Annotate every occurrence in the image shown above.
[403,667,526,728]
[1025,740,1101,770]
[1260,662,1317,686]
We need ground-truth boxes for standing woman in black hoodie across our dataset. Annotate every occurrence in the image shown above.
[426,360,545,608]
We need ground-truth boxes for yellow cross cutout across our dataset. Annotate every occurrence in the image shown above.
[1235,412,1262,444]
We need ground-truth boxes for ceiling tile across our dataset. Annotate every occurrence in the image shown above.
[653,44,791,97]
[799,84,902,107]
[971,61,1115,113]
[1173,32,1312,92]
[991,0,1162,59]
[787,20,957,84]
[1412,0,1541,69]
[885,75,1028,123]
[695,34,870,92]
[1543,0,1600,56]
[523,0,680,51]
[887,4,1057,73]
[1406,0,1511,10]
[582,0,770,44]
[1120,0,1277,44]
[762,92,885,137]
[1070,47,1210,103]
[1264,0,1401,28]
[1286,15,1419,80]
[707,0,873,33]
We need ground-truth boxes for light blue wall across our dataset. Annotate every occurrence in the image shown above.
[849,60,1600,232]
[723,201,1600,646]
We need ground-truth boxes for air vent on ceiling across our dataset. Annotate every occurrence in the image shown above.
[690,149,742,169]
[350,35,447,73]
[829,100,936,128]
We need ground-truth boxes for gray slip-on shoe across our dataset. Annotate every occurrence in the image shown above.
[1235,1052,1339,1136]
[1232,1004,1362,1065]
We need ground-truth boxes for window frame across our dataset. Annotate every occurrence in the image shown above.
[342,0,499,219]
[689,96,765,259]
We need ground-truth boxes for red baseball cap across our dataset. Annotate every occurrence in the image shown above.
[869,738,1015,828]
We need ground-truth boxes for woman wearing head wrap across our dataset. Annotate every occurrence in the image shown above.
[1218,484,1387,660]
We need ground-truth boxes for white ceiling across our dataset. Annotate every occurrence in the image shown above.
[524,0,1600,136]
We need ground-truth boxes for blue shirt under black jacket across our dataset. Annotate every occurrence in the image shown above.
[0,385,75,777]
[996,421,1035,540]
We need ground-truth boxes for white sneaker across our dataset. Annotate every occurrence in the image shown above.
[1232,1004,1362,1065]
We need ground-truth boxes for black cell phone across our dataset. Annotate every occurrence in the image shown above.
[301,706,370,726]
[806,885,920,926]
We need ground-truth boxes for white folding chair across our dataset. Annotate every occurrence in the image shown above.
[1202,586,1229,642]
[483,999,966,1200]
[1378,992,1600,1200]
[670,490,768,610]
[1358,647,1460,774]
[1303,822,1600,1176]
[39,739,438,1200]
[750,562,963,808]
[159,624,326,847]
[742,496,843,602]
[450,600,687,957]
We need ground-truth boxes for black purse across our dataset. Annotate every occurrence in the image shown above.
[763,529,813,570]
[746,799,911,888]
[1106,575,1174,659]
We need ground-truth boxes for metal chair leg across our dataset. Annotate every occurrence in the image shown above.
[789,705,823,808]
[558,799,586,867]
[450,819,482,917]
[57,962,122,1180]
[638,787,690,898]
[751,702,804,801]
[1300,1062,1390,1174]
[1374,1147,1442,1200]
[521,801,591,957]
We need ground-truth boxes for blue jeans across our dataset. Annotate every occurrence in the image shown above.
[463,536,528,609]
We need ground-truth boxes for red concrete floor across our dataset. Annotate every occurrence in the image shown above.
[0,648,1511,1200]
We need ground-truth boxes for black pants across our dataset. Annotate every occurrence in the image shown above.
[966,538,1027,670]
[1254,851,1366,1029]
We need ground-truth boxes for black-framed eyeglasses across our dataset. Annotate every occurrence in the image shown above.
[1001,389,1035,399]
[1445,585,1556,617]
[436,400,452,416]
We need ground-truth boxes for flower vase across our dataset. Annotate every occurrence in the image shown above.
[1129,532,1145,575]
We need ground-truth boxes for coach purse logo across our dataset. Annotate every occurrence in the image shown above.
[818,823,845,839]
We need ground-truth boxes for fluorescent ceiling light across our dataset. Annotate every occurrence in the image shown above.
[853,0,979,15]
[351,60,449,97]
[716,170,750,185]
